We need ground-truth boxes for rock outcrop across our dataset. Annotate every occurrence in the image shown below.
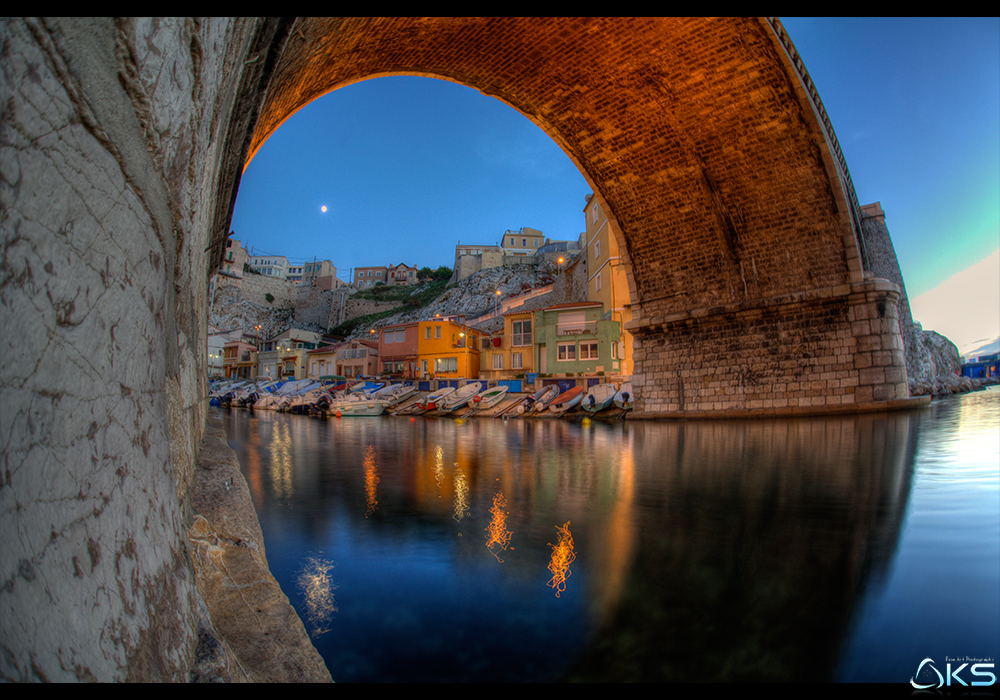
[906,323,984,396]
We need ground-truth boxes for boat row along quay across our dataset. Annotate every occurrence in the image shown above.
[209,375,635,420]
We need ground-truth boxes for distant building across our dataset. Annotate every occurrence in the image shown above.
[416,318,481,379]
[218,236,249,279]
[256,329,324,380]
[249,254,289,279]
[962,352,999,379]
[378,322,420,377]
[501,227,545,256]
[533,301,620,376]
[584,193,632,377]
[353,263,418,288]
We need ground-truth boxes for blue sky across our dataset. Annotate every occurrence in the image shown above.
[231,17,999,351]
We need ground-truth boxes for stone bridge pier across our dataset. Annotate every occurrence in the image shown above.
[1,17,924,682]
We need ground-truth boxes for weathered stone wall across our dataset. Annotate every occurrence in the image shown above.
[629,280,912,417]
[0,17,272,682]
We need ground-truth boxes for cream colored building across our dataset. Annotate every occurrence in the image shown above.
[585,194,632,377]
[501,226,545,256]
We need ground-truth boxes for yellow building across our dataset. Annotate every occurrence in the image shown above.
[585,193,633,377]
[416,318,480,379]
[479,309,535,380]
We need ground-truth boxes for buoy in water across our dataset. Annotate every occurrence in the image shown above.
[582,417,591,425]
[410,417,415,422]
[335,410,342,418]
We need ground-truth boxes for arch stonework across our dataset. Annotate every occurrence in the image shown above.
[223,16,915,415]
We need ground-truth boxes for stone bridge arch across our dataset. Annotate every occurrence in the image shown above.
[2,16,928,682]
[214,16,912,415]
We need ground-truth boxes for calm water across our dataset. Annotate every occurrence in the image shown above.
[220,387,999,683]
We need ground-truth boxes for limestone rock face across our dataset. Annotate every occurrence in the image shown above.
[187,418,332,683]
[906,324,982,396]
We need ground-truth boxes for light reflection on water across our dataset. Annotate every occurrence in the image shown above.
[221,387,999,683]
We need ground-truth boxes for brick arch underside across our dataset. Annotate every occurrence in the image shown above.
[239,16,911,415]
[247,16,856,320]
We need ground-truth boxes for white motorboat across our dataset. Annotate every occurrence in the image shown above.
[438,382,485,413]
[471,385,508,409]
[371,383,416,406]
[330,399,389,416]
[418,386,456,410]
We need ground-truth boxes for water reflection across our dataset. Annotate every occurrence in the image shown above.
[297,555,338,637]
[547,522,576,598]
[485,491,512,562]
[221,388,999,682]
[363,444,379,517]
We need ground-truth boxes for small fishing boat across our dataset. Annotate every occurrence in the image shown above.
[613,382,634,410]
[471,385,508,409]
[438,382,485,413]
[419,386,456,410]
[517,385,560,414]
[372,383,416,406]
[548,386,584,415]
[582,383,618,413]
[332,399,389,416]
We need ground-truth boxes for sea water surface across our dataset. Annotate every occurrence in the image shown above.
[220,386,999,683]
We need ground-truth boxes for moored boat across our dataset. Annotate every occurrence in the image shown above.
[372,383,416,406]
[517,385,560,414]
[419,386,456,410]
[331,399,389,416]
[438,382,485,413]
[582,382,618,413]
[548,386,584,415]
[613,382,634,410]
[471,385,508,409]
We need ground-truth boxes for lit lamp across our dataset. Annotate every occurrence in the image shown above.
[460,331,468,378]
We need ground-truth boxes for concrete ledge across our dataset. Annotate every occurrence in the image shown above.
[188,413,332,683]
[629,395,930,421]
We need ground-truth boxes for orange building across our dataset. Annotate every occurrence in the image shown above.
[416,318,480,379]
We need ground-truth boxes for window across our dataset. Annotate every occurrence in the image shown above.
[557,310,586,335]
[425,326,432,339]
[435,357,458,373]
[522,238,526,247]
[580,341,599,359]
[482,337,491,350]
[557,342,577,361]
[592,203,598,224]
[512,352,523,369]
[595,271,602,292]
[594,240,600,260]
[511,319,532,347]
[435,326,441,339]
[493,354,504,370]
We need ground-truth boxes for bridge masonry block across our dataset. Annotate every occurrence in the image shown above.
[627,280,913,418]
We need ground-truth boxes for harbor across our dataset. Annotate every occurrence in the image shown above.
[218,386,1000,682]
